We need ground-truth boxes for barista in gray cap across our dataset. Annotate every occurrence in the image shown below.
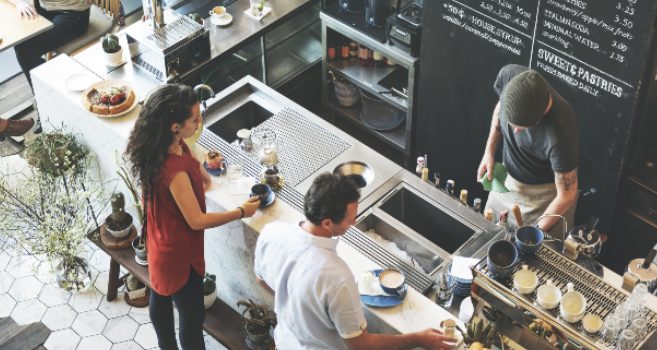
[477,64,579,238]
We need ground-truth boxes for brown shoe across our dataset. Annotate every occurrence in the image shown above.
[0,118,35,137]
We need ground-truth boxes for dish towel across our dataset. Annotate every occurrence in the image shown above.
[480,162,509,193]
[357,271,387,296]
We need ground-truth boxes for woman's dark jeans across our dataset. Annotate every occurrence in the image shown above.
[149,267,206,350]
[13,4,90,87]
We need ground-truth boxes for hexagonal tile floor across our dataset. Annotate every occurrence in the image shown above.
[0,223,229,350]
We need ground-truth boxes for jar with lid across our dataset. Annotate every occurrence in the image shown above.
[358,44,371,66]
[340,40,350,59]
[372,51,385,67]
[349,42,358,57]
[328,42,337,60]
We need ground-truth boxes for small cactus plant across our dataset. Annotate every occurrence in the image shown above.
[188,12,204,25]
[125,274,141,291]
[101,34,121,54]
[203,273,216,296]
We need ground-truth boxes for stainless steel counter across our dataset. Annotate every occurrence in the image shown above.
[74,0,317,98]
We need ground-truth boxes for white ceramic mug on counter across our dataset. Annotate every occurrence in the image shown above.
[560,282,586,323]
[536,279,562,310]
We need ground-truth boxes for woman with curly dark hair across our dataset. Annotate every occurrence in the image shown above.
[125,84,260,349]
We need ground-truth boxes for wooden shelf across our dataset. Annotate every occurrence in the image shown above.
[326,100,406,151]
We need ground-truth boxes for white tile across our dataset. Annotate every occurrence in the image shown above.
[204,335,229,350]
[134,323,158,349]
[35,260,57,284]
[98,293,131,319]
[69,286,103,312]
[77,334,112,350]
[6,255,39,278]
[44,328,80,350]
[39,283,72,307]
[9,275,43,301]
[2,238,18,256]
[71,309,108,337]
[0,293,16,317]
[42,304,77,331]
[94,271,110,295]
[0,270,15,293]
[0,251,11,270]
[11,299,46,325]
[103,315,139,343]
[111,341,142,350]
[128,305,151,324]
[89,250,111,272]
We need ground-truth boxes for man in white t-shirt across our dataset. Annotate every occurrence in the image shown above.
[254,173,455,350]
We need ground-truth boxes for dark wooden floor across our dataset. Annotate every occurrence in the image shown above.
[0,317,50,349]
[0,73,35,117]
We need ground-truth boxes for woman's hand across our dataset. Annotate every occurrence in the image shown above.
[15,0,38,19]
[240,197,260,218]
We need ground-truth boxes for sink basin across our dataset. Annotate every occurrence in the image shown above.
[377,183,479,254]
[355,212,443,274]
[206,101,273,143]
[333,161,374,188]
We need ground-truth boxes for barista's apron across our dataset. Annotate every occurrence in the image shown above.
[485,174,577,240]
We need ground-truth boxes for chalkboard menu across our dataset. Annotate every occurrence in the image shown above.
[416,0,657,232]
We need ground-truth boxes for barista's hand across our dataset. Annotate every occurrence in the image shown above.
[477,152,495,182]
[240,196,260,217]
[15,0,37,19]
[416,328,456,350]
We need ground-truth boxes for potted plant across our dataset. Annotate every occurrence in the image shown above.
[203,273,217,309]
[105,191,134,239]
[101,34,123,67]
[188,12,204,25]
[123,273,149,307]
[237,299,276,349]
[116,159,147,264]
[0,128,107,292]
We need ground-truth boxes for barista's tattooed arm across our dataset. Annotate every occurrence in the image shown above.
[555,168,578,192]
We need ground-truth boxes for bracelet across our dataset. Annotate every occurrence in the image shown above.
[237,207,245,219]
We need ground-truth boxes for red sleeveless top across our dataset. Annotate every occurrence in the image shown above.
[146,141,206,296]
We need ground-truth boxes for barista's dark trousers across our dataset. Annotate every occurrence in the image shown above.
[13,3,89,87]
[149,267,206,350]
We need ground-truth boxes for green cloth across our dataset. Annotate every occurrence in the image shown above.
[481,163,509,193]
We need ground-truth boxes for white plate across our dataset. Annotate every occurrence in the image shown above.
[81,80,139,118]
[210,13,233,26]
[65,73,97,92]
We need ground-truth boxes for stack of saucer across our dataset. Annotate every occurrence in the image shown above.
[448,256,478,297]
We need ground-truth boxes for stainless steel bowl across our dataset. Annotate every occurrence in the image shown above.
[333,161,374,188]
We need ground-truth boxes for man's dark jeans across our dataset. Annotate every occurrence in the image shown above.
[13,6,89,87]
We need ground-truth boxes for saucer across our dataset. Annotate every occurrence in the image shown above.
[204,161,226,176]
[210,13,233,26]
[359,269,407,308]
[134,255,148,266]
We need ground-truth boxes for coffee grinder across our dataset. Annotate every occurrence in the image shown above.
[253,128,284,190]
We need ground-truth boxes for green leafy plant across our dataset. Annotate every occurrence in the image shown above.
[203,273,216,295]
[101,34,121,54]
[0,128,109,291]
[237,299,277,335]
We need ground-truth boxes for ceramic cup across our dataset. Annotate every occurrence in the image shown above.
[582,313,603,334]
[209,6,228,19]
[379,268,405,297]
[515,225,544,255]
[536,279,562,310]
[250,183,273,208]
[487,240,518,279]
[513,264,538,294]
[560,282,586,323]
